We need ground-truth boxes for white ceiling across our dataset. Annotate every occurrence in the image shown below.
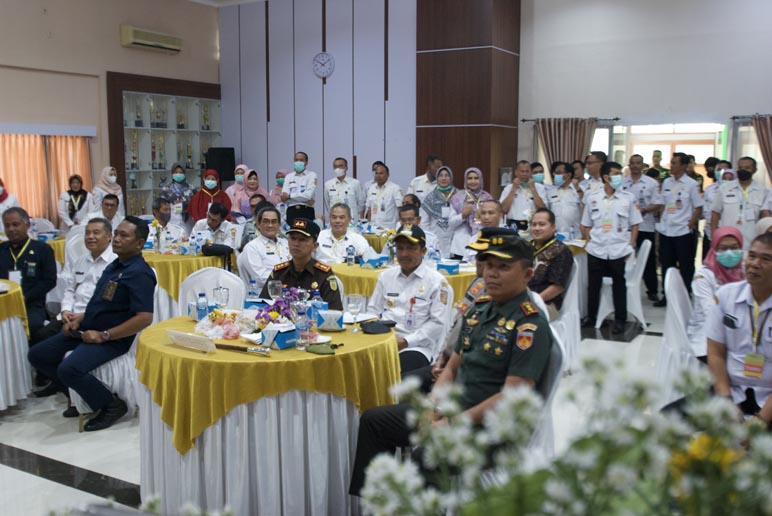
[188,0,264,7]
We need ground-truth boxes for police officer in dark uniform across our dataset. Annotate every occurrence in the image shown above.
[259,218,343,310]
[349,229,553,496]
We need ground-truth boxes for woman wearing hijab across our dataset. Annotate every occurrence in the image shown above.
[161,162,197,228]
[268,169,287,205]
[420,166,465,258]
[225,164,249,208]
[0,178,20,234]
[187,169,231,222]
[449,167,493,259]
[89,166,124,217]
[232,169,270,219]
[687,226,744,362]
[57,174,89,232]
[702,168,737,259]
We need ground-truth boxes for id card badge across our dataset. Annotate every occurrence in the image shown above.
[745,207,756,222]
[441,205,451,218]
[380,203,385,212]
[602,219,612,232]
[26,261,37,277]
[372,204,379,214]
[102,280,119,301]
[405,311,416,330]
[9,270,22,284]
[173,201,183,214]
[666,203,676,214]
[743,352,765,378]
[675,199,682,210]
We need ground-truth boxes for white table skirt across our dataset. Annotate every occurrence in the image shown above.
[574,252,588,318]
[139,386,362,516]
[153,287,179,323]
[0,317,32,411]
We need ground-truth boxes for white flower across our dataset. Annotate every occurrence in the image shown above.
[544,478,573,503]
[388,376,422,400]
[362,454,426,516]
[606,463,637,491]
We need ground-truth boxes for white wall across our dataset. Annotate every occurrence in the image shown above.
[220,0,417,214]
[518,0,772,159]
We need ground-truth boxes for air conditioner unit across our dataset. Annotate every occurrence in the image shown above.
[120,24,183,54]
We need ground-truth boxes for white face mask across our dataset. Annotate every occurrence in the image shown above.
[106,175,117,184]
[0,186,4,195]
[334,168,346,178]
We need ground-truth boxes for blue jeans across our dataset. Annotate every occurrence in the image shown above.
[28,333,132,411]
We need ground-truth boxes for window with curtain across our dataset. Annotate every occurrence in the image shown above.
[0,134,91,225]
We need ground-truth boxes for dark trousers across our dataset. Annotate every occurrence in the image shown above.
[349,403,412,496]
[587,254,627,322]
[30,319,63,346]
[702,235,711,261]
[402,364,435,394]
[399,350,430,376]
[28,333,131,411]
[637,231,658,296]
[659,232,696,295]
[27,303,48,340]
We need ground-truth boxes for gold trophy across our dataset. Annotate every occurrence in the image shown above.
[135,102,143,127]
[158,135,166,169]
[130,131,138,170]
[186,143,193,169]
[202,104,210,130]
[177,112,186,129]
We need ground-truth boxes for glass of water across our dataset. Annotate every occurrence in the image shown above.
[267,280,283,301]
[346,294,365,332]
[212,287,229,308]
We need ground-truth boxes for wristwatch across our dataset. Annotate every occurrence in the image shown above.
[101,330,111,342]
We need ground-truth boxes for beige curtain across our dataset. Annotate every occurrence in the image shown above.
[752,115,772,183]
[0,134,47,217]
[45,136,92,225]
[535,118,598,169]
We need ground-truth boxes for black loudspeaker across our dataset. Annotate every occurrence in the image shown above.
[205,148,236,181]
[285,205,316,225]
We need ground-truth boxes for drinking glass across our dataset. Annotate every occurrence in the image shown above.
[346,294,365,332]
[267,280,283,301]
[296,288,310,302]
[212,287,230,308]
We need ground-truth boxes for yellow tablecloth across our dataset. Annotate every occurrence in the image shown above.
[363,233,388,253]
[331,263,475,303]
[567,243,586,257]
[48,239,66,265]
[142,252,227,302]
[136,316,401,455]
[0,280,28,335]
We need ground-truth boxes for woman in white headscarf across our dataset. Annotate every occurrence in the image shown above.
[88,166,125,217]
[420,166,465,258]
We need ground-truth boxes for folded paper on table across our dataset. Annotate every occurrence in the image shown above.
[317,310,344,331]
[166,330,217,353]
[262,322,299,350]
[342,312,378,324]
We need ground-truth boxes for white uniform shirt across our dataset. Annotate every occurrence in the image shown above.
[366,180,403,229]
[149,222,187,245]
[706,280,772,406]
[702,183,720,240]
[282,170,318,206]
[57,192,90,229]
[407,173,436,203]
[499,183,548,222]
[656,175,703,237]
[687,266,719,357]
[711,181,768,249]
[60,247,117,316]
[192,219,238,248]
[420,203,464,259]
[620,174,662,233]
[545,184,582,234]
[579,176,604,197]
[369,261,452,362]
[0,194,20,234]
[581,188,643,260]
[315,229,371,263]
[88,187,125,218]
[241,233,290,291]
[85,210,123,230]
[323,176,365,216]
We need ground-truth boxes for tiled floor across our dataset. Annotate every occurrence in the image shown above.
[0,293,668,515]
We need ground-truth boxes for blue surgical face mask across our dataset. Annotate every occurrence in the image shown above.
[204,179,217,190]
[294,161,305,173]
[716,249,743,268]
[532,173,545,184]
[609,175,623,190]
[172,173,186,183]
[554,175,565,187]
[235,174,244,184]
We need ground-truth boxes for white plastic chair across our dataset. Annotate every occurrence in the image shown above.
[65,223,86,244]
[64,233,87,270]
[236,250,252,286]
[554,258,580,374]
[32,217,56,233]
[595,239,651,329]
[178,267,246,314]
[655,268,700,408]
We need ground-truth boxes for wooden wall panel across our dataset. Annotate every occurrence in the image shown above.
[491,50,518,126]
[416,0,493,51]
[492,0,520,54]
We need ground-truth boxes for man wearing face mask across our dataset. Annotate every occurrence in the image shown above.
[323,157,365,218]
[701,159,731,259]
[281,151,318,210]
[580,161,642,333]
[545,161,582,236]
[151,198,186,244]
[500,160,547,233]
[711,156,767,250]
[407,155,442,203]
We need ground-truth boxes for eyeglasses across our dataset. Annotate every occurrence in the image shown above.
[261,219,280,226]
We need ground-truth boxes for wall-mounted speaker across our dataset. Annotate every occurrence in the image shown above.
[205,147,236,181]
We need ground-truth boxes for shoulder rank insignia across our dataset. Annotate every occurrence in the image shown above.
[475,295,492,304]
[273,261,290,272]
[520,301,539,317]
[314,261,332,273]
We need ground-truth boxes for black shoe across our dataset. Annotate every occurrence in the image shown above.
[653,298,667,307]
[647,293,659,302]
[83,396,128,432]
[62,406,79,418]
[32,383,63,398]
[612,320,626,334]
[581,317,596,328]
[34,372,50,387]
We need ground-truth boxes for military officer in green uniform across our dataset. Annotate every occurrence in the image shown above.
[259,217,343,310]
[349,228,553,496]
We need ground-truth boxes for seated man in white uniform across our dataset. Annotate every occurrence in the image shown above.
[315,203,371,263]
[240,205,290,291]
[191,202,237,248]
[85,194,123,229]
[395,204,438,251]
[369,224,452,375]
[150,197,186,244]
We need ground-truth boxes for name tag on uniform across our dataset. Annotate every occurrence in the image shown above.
[602,219,612,232]
[744,353,765,378]
[441,206,450,218]
[405,311,416,330]
[9,270,21,283]
[103,280,119,301]
[745,208,756,221]
[173,201,183,214]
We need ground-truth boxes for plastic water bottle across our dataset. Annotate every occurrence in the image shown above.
[30,220,38,239]
[196,292,208,321]
[346,245,356,266]
[356,219,364,234]
[245,280,260,309]
[568,226,576,242]
[429,243,441,265]
[309,289,323,330]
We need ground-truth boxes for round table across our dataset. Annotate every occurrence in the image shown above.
[362,233,388,253]
[0,280,31,410]
[47,238,66,265]
[331,263,476,303]
[137,316,401,516]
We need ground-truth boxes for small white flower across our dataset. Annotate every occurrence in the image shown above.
[544,478,573,503]
[389,376,422,400]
